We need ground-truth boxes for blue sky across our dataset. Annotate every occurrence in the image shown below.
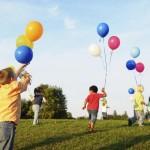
[0,0,150,117]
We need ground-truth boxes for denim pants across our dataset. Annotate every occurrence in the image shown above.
[130,110,144,125]
[32,104,40,125]
[0,122,16,150]
[88,110,98,124]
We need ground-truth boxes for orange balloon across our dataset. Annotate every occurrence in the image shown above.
[25,21,43,42]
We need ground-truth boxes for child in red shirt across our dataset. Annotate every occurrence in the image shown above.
[82,85,107,132]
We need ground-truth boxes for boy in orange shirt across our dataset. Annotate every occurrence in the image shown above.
[0,65,31,150]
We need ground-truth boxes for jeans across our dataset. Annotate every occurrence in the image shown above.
[0,122,16,150]
[130,110,144,125]
[88,110,98,124]
[32,104,40,125]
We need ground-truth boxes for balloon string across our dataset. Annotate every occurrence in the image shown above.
[139,73,142,85]
[109,51,113,67]
[107,51,113,74]
[102,38,108,88]
[133,71,138,86]
[99,39,105,70]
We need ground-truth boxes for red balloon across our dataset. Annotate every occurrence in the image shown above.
[136,62,145,73]
[108,36,120,51]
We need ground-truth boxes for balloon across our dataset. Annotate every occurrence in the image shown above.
[15,46,33,64]
[25,21,43,42]
[108,36,120,50]
[130,47,140,58]
[16,35,33,48]
[136,62,145,73]
[126,60,136,70]
[97,23,109,38]
[89,44,101,57]
[128,88,135,94]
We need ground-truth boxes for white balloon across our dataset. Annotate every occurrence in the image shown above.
[89,43,101,57]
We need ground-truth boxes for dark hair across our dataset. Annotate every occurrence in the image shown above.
[89,85,98,93]
[34,87,43,95]
[149,97,150,102]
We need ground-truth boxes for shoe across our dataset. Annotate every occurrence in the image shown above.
[128,119,132,126]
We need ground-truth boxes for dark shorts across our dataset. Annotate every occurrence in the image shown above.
[88,110,98,123]
[102,112,107,118]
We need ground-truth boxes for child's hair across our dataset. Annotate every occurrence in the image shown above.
[89,85,98,93]
[0,67,15,84]
[34,87,43,95]
[136,85,144,93]
[149,97,150,102]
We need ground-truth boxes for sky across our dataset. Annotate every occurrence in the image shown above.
[0,0,150,117]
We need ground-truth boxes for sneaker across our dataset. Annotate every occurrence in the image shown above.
[128,119,132,126]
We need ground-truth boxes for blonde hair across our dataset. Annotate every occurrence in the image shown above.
[136,85,144,93]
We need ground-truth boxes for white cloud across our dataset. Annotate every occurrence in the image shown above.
[64,17,77,30]
[48,5,60,16]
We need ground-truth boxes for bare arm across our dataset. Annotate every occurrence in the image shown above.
[15,64,28,78]
[43,97,47,103]
[101,88,107,97]
[82,99,88,110]
[28,94,34,101]
[19,72,31,93]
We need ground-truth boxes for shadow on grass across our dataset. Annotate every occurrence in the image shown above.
[19,124,128,150]
[100,134,150,150]
[19,128,108,150]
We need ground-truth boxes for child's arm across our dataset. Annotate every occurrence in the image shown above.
[43,97,47,103]
[18,72,31,93]
[82,100,87,110]
[15,64,28,78]
[28,94,34,102]
[101,88,107,97]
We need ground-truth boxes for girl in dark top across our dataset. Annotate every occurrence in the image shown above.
[30,87,46,125]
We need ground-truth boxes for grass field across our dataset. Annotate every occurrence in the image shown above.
[14,119,150,150]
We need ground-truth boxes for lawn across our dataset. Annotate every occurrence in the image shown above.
[14,119,150,150]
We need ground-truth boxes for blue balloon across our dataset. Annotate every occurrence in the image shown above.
[130,47,140,58]
[128,88,135,94]
[97,23,109,38]
[15,46,33,64]
[126,60,136,70]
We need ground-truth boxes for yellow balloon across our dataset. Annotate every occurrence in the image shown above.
[16,35,33,48]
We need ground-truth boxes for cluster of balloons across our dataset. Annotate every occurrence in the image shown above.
[15,21,43,64]
[89,22,120,57]
[126,47,145,94]
[126,47,145,73]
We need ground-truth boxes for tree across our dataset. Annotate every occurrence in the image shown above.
[113,110,117,117]
[122,111,128,119]
[67,112,73,119]
[39,84,68,119]
[21,99,32,119]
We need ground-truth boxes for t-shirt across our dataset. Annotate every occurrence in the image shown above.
[0,77,29,124]
[86,93,104,110]
[133,92,144,111]
[33,95,44,106]
[101,98,107,113]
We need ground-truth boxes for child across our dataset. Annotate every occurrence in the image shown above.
[82,86,107,132]
[101,97,108,120]
[0,65,31,150]
[128,85,146,127]
[29,87,46,125]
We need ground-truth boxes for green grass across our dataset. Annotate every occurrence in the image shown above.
[14,119,150,150]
